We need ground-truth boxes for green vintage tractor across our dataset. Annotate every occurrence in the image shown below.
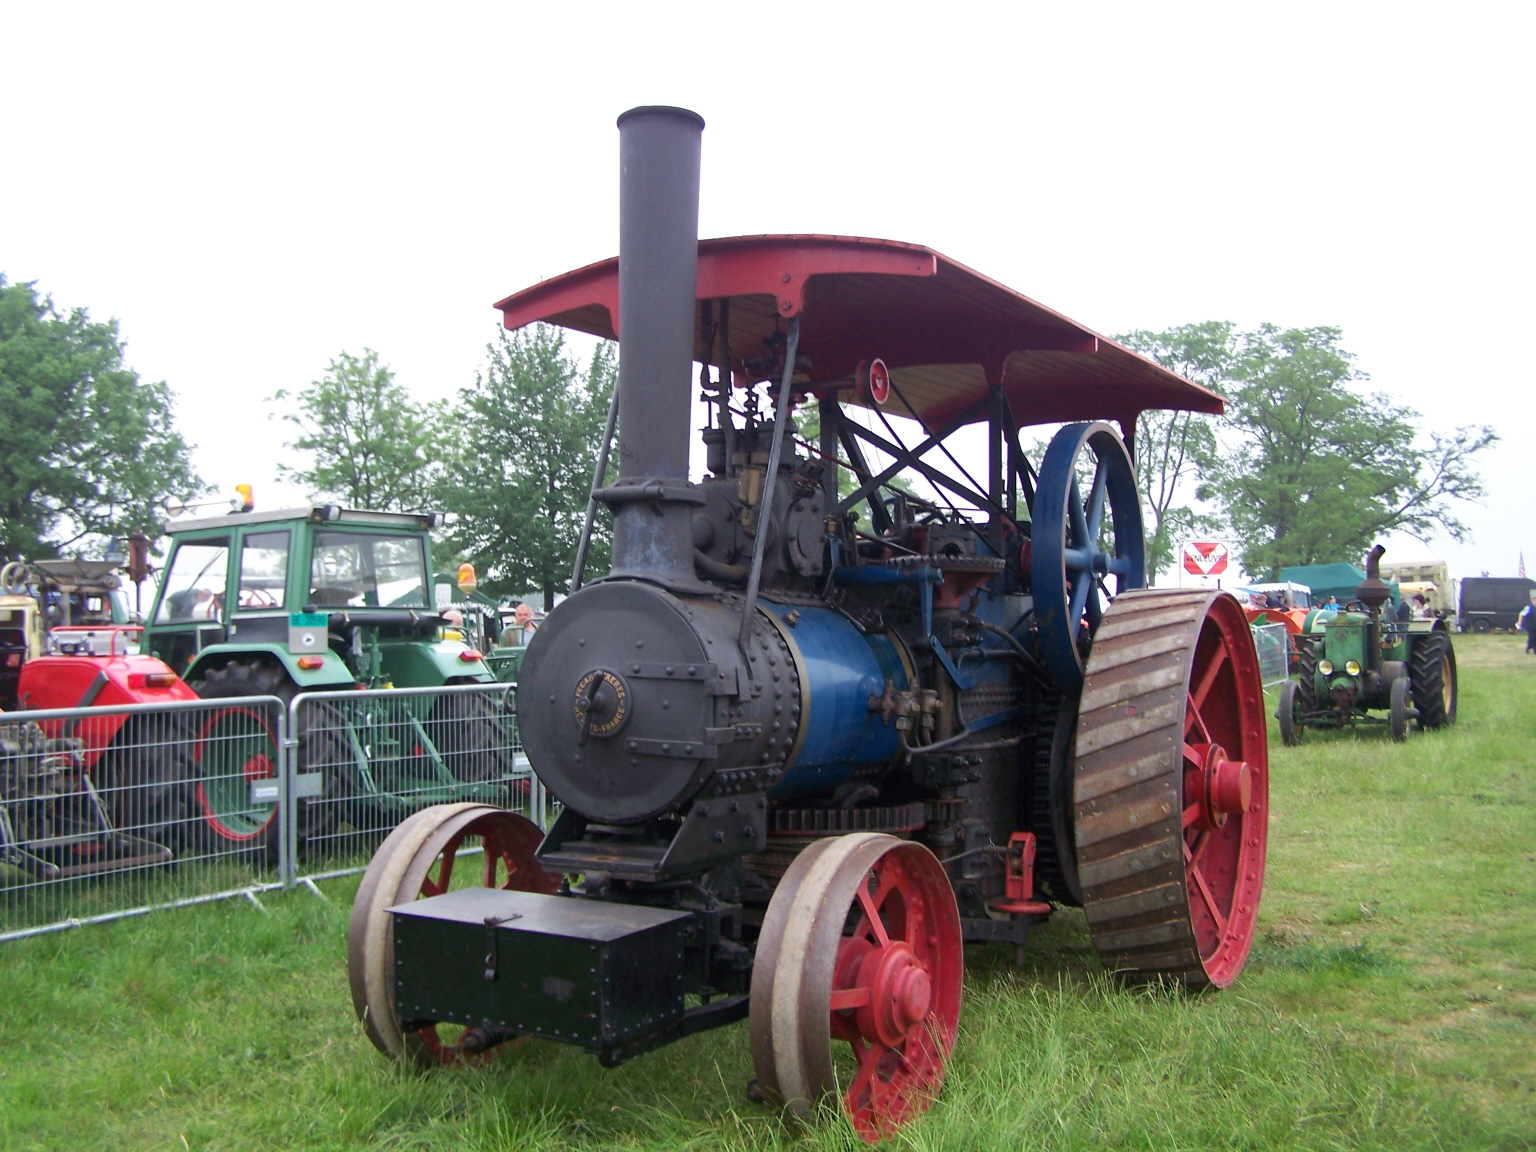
[1278,545,1457,745]
[140,504,519,848]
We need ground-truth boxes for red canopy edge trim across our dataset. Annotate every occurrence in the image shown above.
[494,235,938,337]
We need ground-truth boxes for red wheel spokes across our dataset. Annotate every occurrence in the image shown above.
[1191,643,1228,710]
[833,852,955,1142]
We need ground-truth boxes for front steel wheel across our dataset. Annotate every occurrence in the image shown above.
[347,803,558,1067]
[750,833,963,1143]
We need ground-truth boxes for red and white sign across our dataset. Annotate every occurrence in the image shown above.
[860,358,891,406]
[1182,541,1231,576]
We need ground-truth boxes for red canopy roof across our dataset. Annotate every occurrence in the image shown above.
[494,235,1223,431]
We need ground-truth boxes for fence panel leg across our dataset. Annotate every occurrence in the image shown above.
[281,702,298,890]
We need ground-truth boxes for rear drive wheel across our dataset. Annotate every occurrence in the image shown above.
[347,803,557,1066]
[1389,677,1411,742]
[1409,633,1457,729]
[1073,589,1268,988]
[1277,680,1301,747]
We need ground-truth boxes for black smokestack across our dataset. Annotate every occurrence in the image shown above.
[605,105,706,587]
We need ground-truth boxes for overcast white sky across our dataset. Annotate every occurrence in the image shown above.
[3,2,1531,584]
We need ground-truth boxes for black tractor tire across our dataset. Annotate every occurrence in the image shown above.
[1024,696,1083,906]
[97,716,201,851]
[195,659,353,855]
[1409,632,1458,729]
[1277,680,1302,747]
[425,688,519,784]
[1389,676,1412,742]
[1294,646,1320,716]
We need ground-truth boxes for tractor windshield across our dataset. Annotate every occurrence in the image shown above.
[309,532,428,609]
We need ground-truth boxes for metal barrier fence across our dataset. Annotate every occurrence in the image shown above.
[1251,621,1292,687]
[1,696,288,941]
[0,682,543,942]
[287,682,544,883]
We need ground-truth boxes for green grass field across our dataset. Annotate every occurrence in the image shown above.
[1,635,1532,1151]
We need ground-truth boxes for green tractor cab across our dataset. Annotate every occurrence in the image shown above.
[1278,545,1457,745]
[142,506,517,848]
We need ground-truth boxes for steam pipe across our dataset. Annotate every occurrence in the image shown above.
[738,317,800,647]
[604,105,708,588]
[570,387,620,594]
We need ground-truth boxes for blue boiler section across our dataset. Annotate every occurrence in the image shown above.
[761,601,910,800]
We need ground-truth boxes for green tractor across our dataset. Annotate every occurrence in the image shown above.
[1278,545,1458,745]
[141,504,519,848]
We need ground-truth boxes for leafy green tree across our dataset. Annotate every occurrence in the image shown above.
[437,326,615,610]
[1117,322,1232,582]
[1199,325,1495,577]
[0,275,202,559]
[271,349,439,512]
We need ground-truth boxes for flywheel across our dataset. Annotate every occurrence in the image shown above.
[1072,589,1269,988]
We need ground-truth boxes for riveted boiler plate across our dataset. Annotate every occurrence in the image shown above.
[518,581,714,823]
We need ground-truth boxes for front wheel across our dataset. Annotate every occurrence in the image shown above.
[347,803,557,1066]
[193,660,350,850]
[1389,677,1412,742]
[1277,680,1302,747]
[749,833,963,1143]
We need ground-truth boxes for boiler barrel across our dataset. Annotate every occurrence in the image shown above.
[761,602,911,800]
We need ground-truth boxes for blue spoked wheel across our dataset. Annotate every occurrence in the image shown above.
[1031,422,1146,689]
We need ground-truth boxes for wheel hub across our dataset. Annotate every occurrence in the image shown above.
[1185,742,1251,828]
[840,939,933,1048]
[243,753,275,784]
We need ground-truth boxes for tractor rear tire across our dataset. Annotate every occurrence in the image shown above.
[1294,647,1319,716]
[1409,633,1458,729]
[194,660,351,854]
[98,717,200,850]
[425,689,518,784]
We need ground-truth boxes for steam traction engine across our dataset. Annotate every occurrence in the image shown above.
[348,108,1268,1140]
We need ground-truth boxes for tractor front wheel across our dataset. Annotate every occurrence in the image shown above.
[1409,633,1457,729]
[1277,680,1302,747]
[193,660,350,852]
[1389,677,1412,742]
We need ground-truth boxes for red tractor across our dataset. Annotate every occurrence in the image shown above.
[1,561,199,879]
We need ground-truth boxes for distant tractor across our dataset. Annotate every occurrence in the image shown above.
[1278,546,1457,744]
[140,505,520,848]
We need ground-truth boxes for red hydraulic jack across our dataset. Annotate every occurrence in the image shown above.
[992,831,1053,965]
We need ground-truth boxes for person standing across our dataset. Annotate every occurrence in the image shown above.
[1520,593,1536,654]
[512,602,539,646]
